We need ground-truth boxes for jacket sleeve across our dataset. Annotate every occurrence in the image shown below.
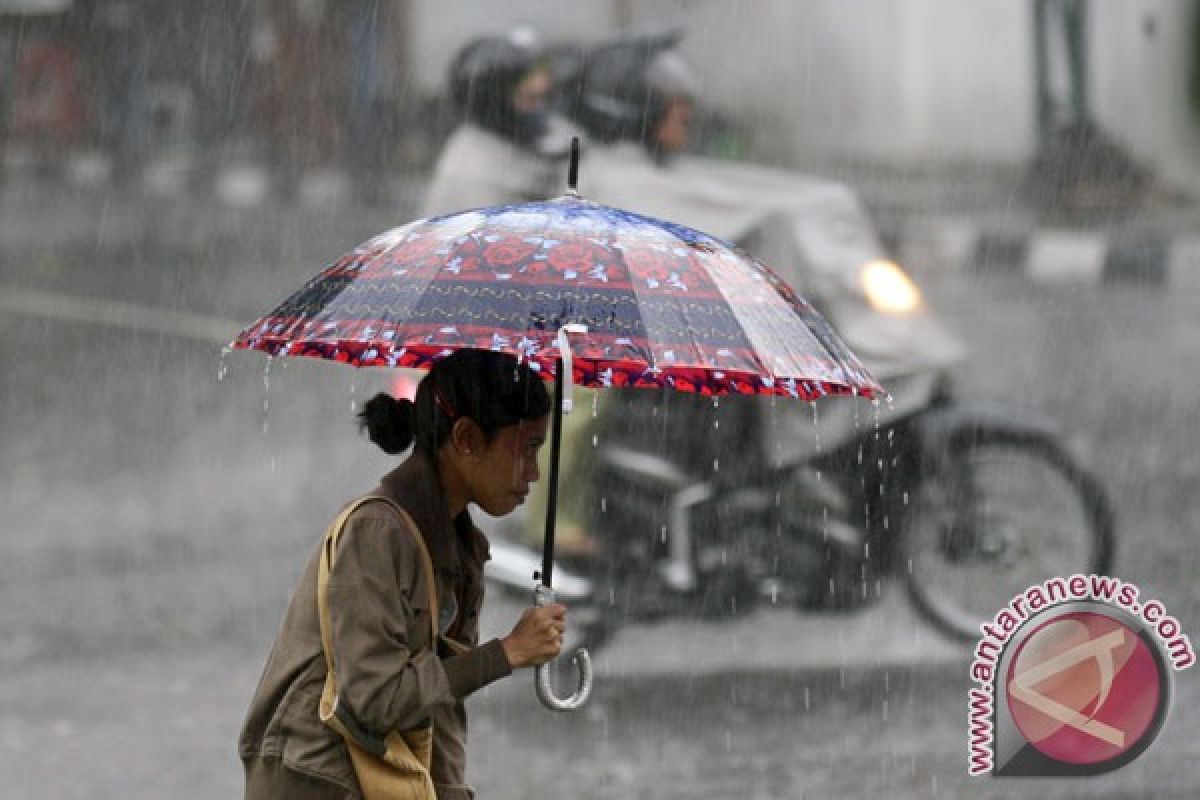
[325,513,510,736]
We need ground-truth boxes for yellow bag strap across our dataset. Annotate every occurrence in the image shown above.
[317,495,439,690]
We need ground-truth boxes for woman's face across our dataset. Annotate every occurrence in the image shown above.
[470,416,549,517]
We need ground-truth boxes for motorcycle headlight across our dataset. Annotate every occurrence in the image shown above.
[859,259,922,314]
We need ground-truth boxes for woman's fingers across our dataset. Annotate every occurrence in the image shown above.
[505,604,569,667]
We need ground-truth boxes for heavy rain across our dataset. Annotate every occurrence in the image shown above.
[2,1,1199,797]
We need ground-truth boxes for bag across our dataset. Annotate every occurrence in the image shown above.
[316,496,440,800]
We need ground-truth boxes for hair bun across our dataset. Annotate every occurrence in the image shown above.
[358,393,417,454]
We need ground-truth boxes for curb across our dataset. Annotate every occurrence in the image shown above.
[888,215,1200,289]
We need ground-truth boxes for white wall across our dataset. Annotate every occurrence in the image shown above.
[626,0,1035,163]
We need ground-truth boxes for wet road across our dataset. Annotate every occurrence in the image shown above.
[2,187,1199,797]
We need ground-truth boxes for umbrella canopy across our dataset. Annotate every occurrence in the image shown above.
[232,194,881,400]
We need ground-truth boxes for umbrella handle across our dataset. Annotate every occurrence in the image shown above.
[555,324,587,415]
[533,585,594,712]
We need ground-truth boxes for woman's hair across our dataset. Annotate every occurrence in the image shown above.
[358,350,553,456]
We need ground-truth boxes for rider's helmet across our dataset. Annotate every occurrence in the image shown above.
[570,27,700,159]
[447,27,551,147]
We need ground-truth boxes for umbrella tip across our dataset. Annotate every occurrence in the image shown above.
[567,137,580,195]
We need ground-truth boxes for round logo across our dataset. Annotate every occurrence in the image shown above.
[1005,610,1168,769]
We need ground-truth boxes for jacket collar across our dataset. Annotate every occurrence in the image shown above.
[377,450,489,572]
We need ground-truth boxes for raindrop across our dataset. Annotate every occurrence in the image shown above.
[660,525,667,544]
[803,686,811,711]
[262,357,273,434]
[350,380,357,412]
[217,346,231,381]
[592,434,599,448]
[712,458,720,472]
[712,397,720,409]
[600,497,607,513]
[882,699,889,722]
[810,402,822,453]
[592,393,599,417]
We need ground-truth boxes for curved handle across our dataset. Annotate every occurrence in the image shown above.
[533,585,594,712]
[535,647,593,712]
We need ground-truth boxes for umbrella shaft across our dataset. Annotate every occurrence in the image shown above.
[541,357,565,588]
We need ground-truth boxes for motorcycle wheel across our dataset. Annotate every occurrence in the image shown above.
[901,428,1115,642]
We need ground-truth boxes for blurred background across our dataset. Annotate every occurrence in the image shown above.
[2,1,1199,798]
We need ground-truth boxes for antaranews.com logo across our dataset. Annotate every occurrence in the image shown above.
[967,574,1194,777]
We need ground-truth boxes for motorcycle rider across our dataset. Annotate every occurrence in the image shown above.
[515,30,729,574]
[570,27,699,167]
[421,27,573,218]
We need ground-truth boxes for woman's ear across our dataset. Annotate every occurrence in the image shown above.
[450,418,485,460]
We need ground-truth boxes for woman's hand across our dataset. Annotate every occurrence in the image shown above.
[501,603,566,669]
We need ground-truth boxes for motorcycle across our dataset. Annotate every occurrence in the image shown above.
[481,147,1115,647]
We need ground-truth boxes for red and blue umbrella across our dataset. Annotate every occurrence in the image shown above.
[232,149,881,711]
[232,196,879,401]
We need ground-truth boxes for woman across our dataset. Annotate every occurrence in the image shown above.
[239,350,566,799]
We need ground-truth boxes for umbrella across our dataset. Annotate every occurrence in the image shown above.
[232,140,882,710]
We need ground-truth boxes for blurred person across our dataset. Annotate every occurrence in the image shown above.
[421,27,571,217]
[240,350,566,800]
[571,27,699,167]
[345,0,401,203]
[255,0,348,198]
[6,9,87,176]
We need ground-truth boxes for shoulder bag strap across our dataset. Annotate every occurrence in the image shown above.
[317,495,439,686]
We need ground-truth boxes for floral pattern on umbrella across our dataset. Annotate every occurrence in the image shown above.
[232,196,882,400]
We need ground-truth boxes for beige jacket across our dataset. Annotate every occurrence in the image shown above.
[239,452,513,799]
